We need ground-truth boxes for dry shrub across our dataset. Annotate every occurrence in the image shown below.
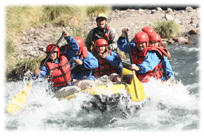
[153,21,182,38]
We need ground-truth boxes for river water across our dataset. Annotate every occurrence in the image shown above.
[4,38,200,132]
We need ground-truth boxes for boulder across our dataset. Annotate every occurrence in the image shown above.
[167,39,175,45]
[156,7,163,11]
[44,23,53,28]
[174,37,188,43]
[189,30,198,35]
[185,6,193,12]
[174,18,181,24]
[165,14,174,21]
[166,8,173,13]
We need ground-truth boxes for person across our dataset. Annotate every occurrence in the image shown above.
[65,36,99,90]
[85,13,118,53]
[60,30,81,61]
[130,26,155,43]
[34,43,77,92]
[149,33,171,59]
[117,28,174,83]
[92,39,123,82]
[142,26,155,36]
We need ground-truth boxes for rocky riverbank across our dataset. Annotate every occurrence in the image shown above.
[8,6,199,81]
[13,6,199,60]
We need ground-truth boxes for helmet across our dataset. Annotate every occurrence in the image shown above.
[134,31,149,43]
[46,44,60,58]
[149,33,161,42]
[142,26,155,36]
[95,39,108,47]
[74,37,84,53]
[96,13,107,21]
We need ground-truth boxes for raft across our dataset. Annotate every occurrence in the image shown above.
[62,65,144,101]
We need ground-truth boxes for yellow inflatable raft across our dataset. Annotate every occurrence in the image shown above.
[63,67,145,102]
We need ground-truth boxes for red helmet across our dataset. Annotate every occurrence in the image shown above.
[149,33,161,42]
[95,39,108,47]
[142,26,155,36]
[74,37,84,53]
[46,44,60,58]
[134,31,149,47]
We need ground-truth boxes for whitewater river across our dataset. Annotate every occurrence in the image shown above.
[4,38,200,132]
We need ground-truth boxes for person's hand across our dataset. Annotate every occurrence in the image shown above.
[75,59,83,65]
[62,30,69,37]
[113,76,121,82]
[122,27,129,37]
[129,64,140,71]
[35,69,42,75]
[102,52,108,59]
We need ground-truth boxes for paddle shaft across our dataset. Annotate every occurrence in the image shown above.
[39,32,65,70]
[125,31,133,64]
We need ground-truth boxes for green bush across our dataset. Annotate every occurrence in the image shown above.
[42,6,79,21]
[86,6,111,17]
[152,21,181,38]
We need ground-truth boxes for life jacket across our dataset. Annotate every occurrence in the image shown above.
[132,46,166,83]
[161,46,171,60]
[150,43,171,60]
[93,49,118,77]
[93,25,111,44]
[43,55,72,87]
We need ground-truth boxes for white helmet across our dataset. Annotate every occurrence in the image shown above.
[96,13,107,21]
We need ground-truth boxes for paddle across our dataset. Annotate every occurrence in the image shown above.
[6,32,65,114]
[125,31,145,102]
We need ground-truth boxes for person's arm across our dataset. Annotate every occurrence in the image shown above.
[82,52,99,69]
[137,51,161,74]
[162,56,174,78]
[105,51,122,68]
[117,36,135,54]
[108,27,118,51]
[34,65,49,79]
[64,36,80,60]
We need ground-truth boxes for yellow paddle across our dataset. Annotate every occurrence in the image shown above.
[125,31,145,102]
[7,81,33,114]
[6,32,65,114]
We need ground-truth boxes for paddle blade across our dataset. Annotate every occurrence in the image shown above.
[7,81,33,114]
[129,71,145,101]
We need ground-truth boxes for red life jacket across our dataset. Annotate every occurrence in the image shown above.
[150,44,171,60]
[93,49,118,77]
[132,47,166,83]
[44,55,72,87]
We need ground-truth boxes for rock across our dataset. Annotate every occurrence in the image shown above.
[165,14,174,21]
[174,37,188,43]
[156,7,163,11]
[138,8,145,14]
[150,9,156,14]
[185,6,193,12]
[167,39,174,45]
[44,23,53,28]
[174,18,181,24]
[189,30,198,35]
[166,8,173,13]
